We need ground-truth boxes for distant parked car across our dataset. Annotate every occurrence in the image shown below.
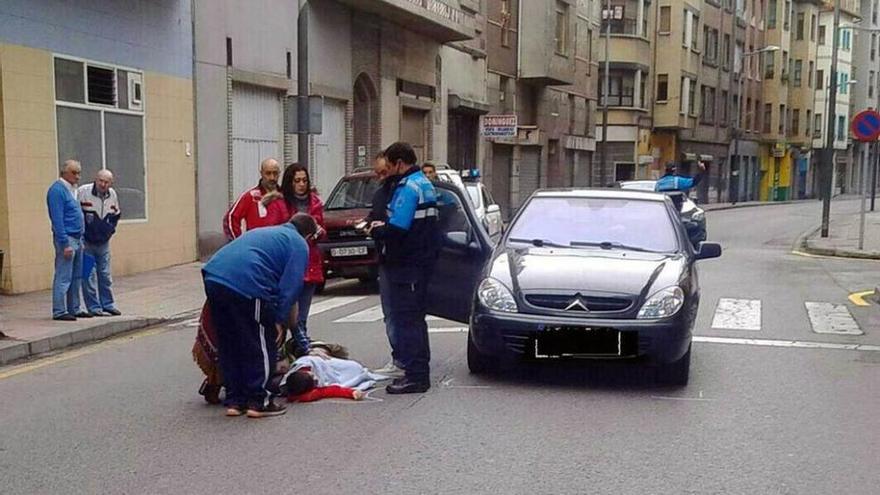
[619,180,707,247]
[435,166,502,238]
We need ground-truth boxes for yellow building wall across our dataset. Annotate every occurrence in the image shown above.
[0,67,9,290]
[759,144,793,201]
[0,43,196,294]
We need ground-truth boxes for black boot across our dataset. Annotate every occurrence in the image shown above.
[385,377,430,394]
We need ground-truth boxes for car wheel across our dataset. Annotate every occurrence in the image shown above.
[467,336,495,374]
[656,344,691,386]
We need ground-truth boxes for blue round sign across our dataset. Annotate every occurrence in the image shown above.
[851,109,880,142]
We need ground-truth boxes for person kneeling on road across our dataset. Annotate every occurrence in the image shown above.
[201,213,315,418]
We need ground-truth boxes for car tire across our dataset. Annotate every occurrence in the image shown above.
[656,343,691,386]
[467,336,495,374]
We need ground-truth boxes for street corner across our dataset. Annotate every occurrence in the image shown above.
[849,289,880,307]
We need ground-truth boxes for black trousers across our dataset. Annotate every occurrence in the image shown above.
[204,280,277,408]
[384,265,432,382]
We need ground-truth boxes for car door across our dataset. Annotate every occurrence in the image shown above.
[427,182,494,323]
[481,184,503,238]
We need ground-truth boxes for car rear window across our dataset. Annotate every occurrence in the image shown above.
[508,196,678,252]
[465,183,481,208]
[325,177,381,210]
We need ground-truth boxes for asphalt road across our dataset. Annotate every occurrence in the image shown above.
[1,199,879,494]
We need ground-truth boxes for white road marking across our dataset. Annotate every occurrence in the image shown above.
[428,327,468,333]
[694,336,880,352]
[804,302,863,335]
[711,298,761,331]
[333,303,448,323]
[651,396,714,402]
[309,296,368,317]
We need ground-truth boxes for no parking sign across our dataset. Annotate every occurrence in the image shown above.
[851,109,880,142]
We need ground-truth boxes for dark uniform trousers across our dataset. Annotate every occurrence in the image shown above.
[385,265,434,382]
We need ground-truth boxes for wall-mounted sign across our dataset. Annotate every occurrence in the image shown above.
[481,114,517,138]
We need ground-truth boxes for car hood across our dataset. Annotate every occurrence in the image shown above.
[491,245,685,297]
[323,208,370,230]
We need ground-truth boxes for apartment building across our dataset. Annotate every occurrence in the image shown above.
[812,0,859,197]
[483,0,598,217]
[851,0,880,196]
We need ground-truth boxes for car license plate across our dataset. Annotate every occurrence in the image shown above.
[533,327,624,358]
[331,246,368,257]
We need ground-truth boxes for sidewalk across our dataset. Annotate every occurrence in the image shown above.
[0,262,205,365]
[802,208,880,260]
[702,198,810,211]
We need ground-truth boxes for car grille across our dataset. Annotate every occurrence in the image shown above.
[524,294,633,313]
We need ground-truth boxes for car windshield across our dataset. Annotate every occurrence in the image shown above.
[464,183,481,208]
[507,196,678,252]
[325,177,381,210]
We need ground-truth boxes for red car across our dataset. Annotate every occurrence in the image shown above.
[318,169,382,283]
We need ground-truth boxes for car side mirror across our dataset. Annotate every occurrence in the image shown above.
[695,242,722,260]
[445,231,480,253]
[486,204,500,214]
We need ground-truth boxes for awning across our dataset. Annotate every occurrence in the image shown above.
[448,94,490,115]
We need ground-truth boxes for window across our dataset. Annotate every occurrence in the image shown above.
[837,115,845,140]
[501,0,512,47]
[842,29,851,51]
[735,41,744,74]
[764,52,775,79]
[872,34,877,61]
[791,109,800,135]
[781,51,789,81]
[814,113,822,138]
[704,27,719,64]
[683,10,691,46]
[875,0,879,24]
[808,61,814,87]
[779,104,785,134]
[793,60,802,87]
[599,70,637,107]
[701,85,716,123]
[689,78,696,115]
[870,71,876,99]
[54,56,146,219]
[764,103,773,133]
[657,74,669,101]
[721,90,729,124]
[680,77,688,113]
[819,25,826,45]
[660,6,671,32]
[768,0,777,29]
[754,98,761,132]
[745,97,752,130]
[555,1,569,55]
[840,72,849,94]
[692,14,700,50]
[784,0,791,30]
[723,34,732,69]
[817,69,824,89]
[811,14,817,41]
[806,109,811,136]
[796,12,805,39]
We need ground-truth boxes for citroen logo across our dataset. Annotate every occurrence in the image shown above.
[564,297,590,312]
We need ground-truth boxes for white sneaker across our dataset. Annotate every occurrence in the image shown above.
[373,360,405,377]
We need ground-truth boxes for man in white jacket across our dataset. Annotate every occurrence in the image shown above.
[78,169,121,317]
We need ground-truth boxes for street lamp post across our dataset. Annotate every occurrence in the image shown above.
[820,0,841,238]
[600,0,611,186]
[730,46,779,204]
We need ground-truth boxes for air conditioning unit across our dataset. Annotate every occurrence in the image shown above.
[128,72,143,111]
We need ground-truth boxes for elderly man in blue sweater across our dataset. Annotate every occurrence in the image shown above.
[202,213,314,419]
[47,160,86,321]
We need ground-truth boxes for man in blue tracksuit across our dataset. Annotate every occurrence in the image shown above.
[78,169,122,317]
[655,162,706,193]
[47,160,86,321]
[367,142,440,394]
[202,213,313,418]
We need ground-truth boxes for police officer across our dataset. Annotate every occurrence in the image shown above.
[367,142,439,394]
[655,161,706,193]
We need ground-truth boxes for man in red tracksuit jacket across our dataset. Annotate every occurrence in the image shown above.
[223,158,288,239]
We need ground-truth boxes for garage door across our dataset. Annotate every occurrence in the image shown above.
[518,147,541,209]
[312,99,346,199]
[491,144,512,219]
[232,83,283,199]
[572,151,592,187]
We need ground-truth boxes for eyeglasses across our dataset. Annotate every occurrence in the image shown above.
[293,178,308,184]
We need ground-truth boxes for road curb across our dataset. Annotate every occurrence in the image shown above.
[703,200,805,212]
[794,224,880,260]
[0,312,197,366]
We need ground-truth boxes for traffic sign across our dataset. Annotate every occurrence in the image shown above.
[851,109,880,142]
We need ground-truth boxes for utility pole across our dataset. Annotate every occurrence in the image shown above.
[821,0,841,238]
[297,0,309,168]
[600,0,610,186]
[872,144,878,210]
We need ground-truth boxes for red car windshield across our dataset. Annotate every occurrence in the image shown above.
[325,177,381,210]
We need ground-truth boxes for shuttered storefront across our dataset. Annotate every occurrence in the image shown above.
[312,99,346,199]
[231,83,283,198]
[517,147,541,208]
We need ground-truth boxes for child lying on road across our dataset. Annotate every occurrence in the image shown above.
[274,347,388,402]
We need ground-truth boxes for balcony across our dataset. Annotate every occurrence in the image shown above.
[334,0,476,42]
[518,0,576,85]
[598,69,646,110]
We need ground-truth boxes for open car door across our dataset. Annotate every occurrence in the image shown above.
[426,182,494,323]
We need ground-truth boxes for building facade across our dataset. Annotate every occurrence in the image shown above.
[851,0,880,196]
[0,1,196,293]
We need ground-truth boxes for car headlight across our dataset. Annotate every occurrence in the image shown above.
[477,277,518,313]
[637,286,684,319]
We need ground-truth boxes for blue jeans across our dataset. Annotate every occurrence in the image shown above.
[83,242,116,313]
[291,282,317,352]
[52,236,83,318]
[379,265,401,367]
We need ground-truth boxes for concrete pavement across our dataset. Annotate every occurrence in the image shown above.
[0,262,205,365]
[801,206,880,259]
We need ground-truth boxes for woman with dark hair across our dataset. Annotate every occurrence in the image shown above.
[280,163,326,353]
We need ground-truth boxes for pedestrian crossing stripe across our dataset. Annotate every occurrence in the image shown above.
[804,302,863,335]
[711,298,761,331]
[333,304,445,323]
